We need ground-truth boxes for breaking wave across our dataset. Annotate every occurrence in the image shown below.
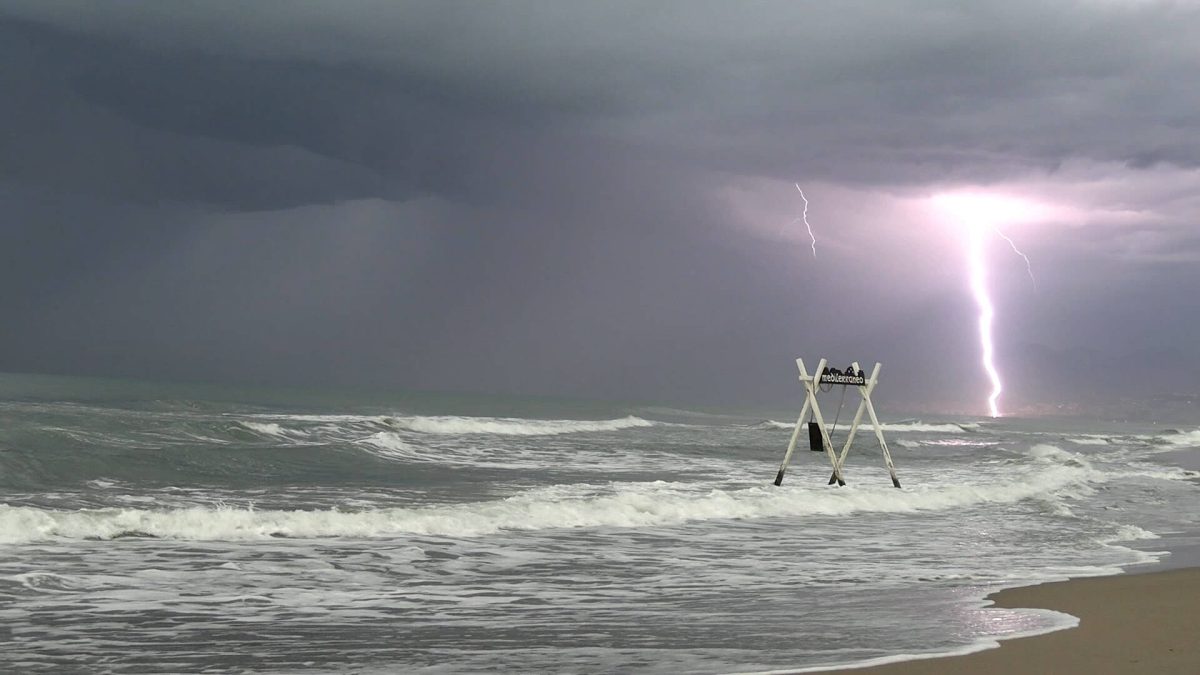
[0,447,1112,543]
[236,421,286,436]
[760,420,978,433]
[382,414,654,436]
[879,422,980,433]
[1067,435,1112,446]
[239,413,656,438]
[1157,429,1200,447]
[356,428,743,473]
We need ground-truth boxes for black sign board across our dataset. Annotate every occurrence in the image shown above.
[819,368,866,386]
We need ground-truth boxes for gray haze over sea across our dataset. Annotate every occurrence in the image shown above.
[1,373,1197,673]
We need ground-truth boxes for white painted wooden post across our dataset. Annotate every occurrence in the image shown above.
[774,396,811,486]
[828,361,873,484]
[800,358,846,486]
[861,380,902,488]
[774,358,824,486]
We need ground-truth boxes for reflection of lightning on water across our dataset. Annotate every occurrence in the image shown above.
[794,183,817,257]
[993,227,1036,288]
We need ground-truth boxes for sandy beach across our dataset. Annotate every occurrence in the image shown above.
[819,566,1199,674]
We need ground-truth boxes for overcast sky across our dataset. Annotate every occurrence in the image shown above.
[2,1,1198,414]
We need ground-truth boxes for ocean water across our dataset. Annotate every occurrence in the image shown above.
[1,374,1197,673]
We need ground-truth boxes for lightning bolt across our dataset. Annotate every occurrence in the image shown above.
[993,226,1036,288]
[935,193,1040,418]
[966,225,1003,418]
[969,226,1032,417]
[794,183,817,257]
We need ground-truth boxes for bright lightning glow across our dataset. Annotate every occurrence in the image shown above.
[794,183,817,257]
[932,191,1048,418]
[965,224,1003,417]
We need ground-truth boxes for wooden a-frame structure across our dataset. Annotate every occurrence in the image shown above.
[773,357,901,488]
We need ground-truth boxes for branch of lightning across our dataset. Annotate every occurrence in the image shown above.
[784,183,818,257]
[785,186,1035,418]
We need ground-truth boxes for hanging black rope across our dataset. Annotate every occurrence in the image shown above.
[829,383,849,439]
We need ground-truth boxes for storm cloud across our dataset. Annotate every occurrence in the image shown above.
[2,1,1198,414]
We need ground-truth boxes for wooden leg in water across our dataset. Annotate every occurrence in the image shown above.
[774,398,811,486]
[829,362,877,484]
[863,390,901,488]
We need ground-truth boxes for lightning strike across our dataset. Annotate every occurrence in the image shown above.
[794,183,817,257]
[965,225,1004,418]
[932,190,1062,416]
[933,192,1045,418]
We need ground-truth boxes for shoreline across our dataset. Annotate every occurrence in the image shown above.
[789,446,1200,675]
[799,566,1199,674]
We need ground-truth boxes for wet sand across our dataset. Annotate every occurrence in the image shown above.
[820,566,1199,674]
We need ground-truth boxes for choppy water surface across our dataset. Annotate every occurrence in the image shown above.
[1,374,1197,673]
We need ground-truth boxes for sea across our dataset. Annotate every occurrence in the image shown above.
[1,372,1197,674]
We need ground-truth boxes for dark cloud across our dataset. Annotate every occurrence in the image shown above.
[1,2,1198,414]
[11,1,1200,184]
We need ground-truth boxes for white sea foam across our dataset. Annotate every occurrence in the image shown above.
[744,609,1080,674]
[1067,436,1111,445]
[0,455,1109,543]
[879,422,980,433]
[384,414,654,436]
[238,421,286,436]
[355,429,744,474]
[359,432,420,459]
[1101,524,1159,543]
[1159,429,1200,447]
[1028,443,1088,464]
[921,439,998,447]
[242,413,655,437]
[762,420,978,433]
